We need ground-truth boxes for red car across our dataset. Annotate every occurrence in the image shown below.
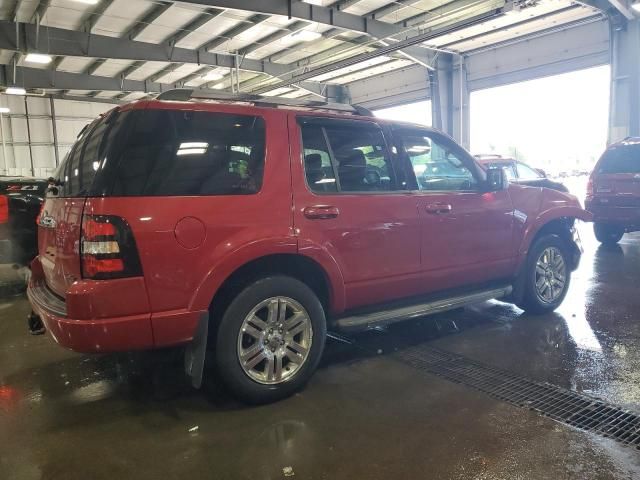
[474,154,569,193]
[27,90,591,403]
[586,138,640,245]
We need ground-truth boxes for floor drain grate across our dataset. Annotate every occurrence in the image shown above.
[394,346,640,449]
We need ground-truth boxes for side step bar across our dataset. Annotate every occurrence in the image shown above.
[335,285,512,331]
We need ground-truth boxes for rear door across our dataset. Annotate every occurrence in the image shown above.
[392,128,515,290]
[38,110,122,296]
[594,144,640,206]
[290,115,422,310]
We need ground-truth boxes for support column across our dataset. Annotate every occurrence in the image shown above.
[431,54,470,149]
[609,17,640,143]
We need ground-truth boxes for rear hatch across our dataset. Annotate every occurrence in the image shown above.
[593,143,640,207]
[38,109,125,297]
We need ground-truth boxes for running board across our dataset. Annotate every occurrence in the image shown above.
[335,285,512,331]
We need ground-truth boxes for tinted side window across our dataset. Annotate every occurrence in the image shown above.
[399,131,477,191]
[110,110,266,196]
[598,145,640,174]
[324,124,394,192]
[301,125,338,193]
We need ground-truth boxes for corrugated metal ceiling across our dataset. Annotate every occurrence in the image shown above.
[0,0,602,101]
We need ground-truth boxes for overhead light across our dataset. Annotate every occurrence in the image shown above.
[24,53,53,64]
[5,87,26,95]
[0,107,9,113]
[632,1,640,12]
[290,30,323,42]
[72,0,100,4]
[179,142,208,149]
[201,71,224,82]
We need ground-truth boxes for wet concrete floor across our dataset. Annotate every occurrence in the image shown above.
[1,225,640,479]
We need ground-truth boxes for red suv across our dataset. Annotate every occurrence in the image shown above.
[28,90,591,403]
[586,138,640,245]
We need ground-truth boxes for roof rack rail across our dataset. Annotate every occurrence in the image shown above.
[156,88,374,117]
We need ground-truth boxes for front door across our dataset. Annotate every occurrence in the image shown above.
[289,115,422,310]
[392,128,515,291]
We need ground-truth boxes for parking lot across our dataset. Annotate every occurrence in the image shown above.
[2,219,639,479]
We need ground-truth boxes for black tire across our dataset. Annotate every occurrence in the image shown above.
[594,223,624,246]
[517,234,571,315]
[215,276,326,404]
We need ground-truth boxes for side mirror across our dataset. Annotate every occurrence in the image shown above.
[483,167,509,192]
[535,168,547,178]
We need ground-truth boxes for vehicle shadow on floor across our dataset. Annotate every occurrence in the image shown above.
[2,301,524,428]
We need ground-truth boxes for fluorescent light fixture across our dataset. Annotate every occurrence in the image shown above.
[0,107,9,113]
[290,30,322,42]
[5,87,26,95]
[177,148,207,156]
[633,1,640,12]
[24,53,53,64]
[73,0,100,4]
[179,142,208,149]
[201,71,224,82]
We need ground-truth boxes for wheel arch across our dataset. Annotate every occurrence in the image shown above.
[201,253,343,335]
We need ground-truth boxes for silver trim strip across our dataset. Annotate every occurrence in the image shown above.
[27,282,67,317]
[336,286,512,331]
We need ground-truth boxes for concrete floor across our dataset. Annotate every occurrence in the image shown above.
[2,225,640,479]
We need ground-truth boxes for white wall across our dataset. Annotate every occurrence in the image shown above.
[0,94,114,178]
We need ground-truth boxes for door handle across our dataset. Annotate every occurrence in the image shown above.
[303,206,340,219]
[425,203,452,214]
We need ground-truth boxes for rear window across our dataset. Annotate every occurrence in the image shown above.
[109,110,266,196]
[598,144,640,174]
[52,110,127,197]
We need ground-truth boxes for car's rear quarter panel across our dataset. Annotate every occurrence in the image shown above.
[83,106,295,346]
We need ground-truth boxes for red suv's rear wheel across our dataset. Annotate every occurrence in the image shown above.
[215,276,326,404]
[594,223,624,246]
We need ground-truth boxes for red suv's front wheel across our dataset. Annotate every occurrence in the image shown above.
[215,276,326,404]
[518,234,572,314]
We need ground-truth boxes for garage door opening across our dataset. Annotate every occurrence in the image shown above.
[470,65,610,177]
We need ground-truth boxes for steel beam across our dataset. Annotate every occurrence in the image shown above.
[609,18,640,141]
[1,65,180,93]
[0,63,339,100]
[606,0,636,20]
[0,21,310,79]
[251,9,498,94]
[166,0,436,64]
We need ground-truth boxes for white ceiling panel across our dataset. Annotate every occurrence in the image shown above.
[174,10,255,50]
[309,55,393,82]
[92,59,136,77]
[41,0,90,30]
[155,63,205,84]
[134,4,204,44]
[56,56,97,73]
[92,0,156,38]
[124,61,171,81]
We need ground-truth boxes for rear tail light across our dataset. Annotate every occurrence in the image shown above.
[35,202,45,226]
[0,195,8,224]
[81,215,142,280]
[586,175,594,198]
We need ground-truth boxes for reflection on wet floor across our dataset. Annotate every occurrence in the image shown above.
[1,225,640,479]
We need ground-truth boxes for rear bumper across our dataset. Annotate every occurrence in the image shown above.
[586,200,640,231]
[27,256,204,353]
[28,281,154,353]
